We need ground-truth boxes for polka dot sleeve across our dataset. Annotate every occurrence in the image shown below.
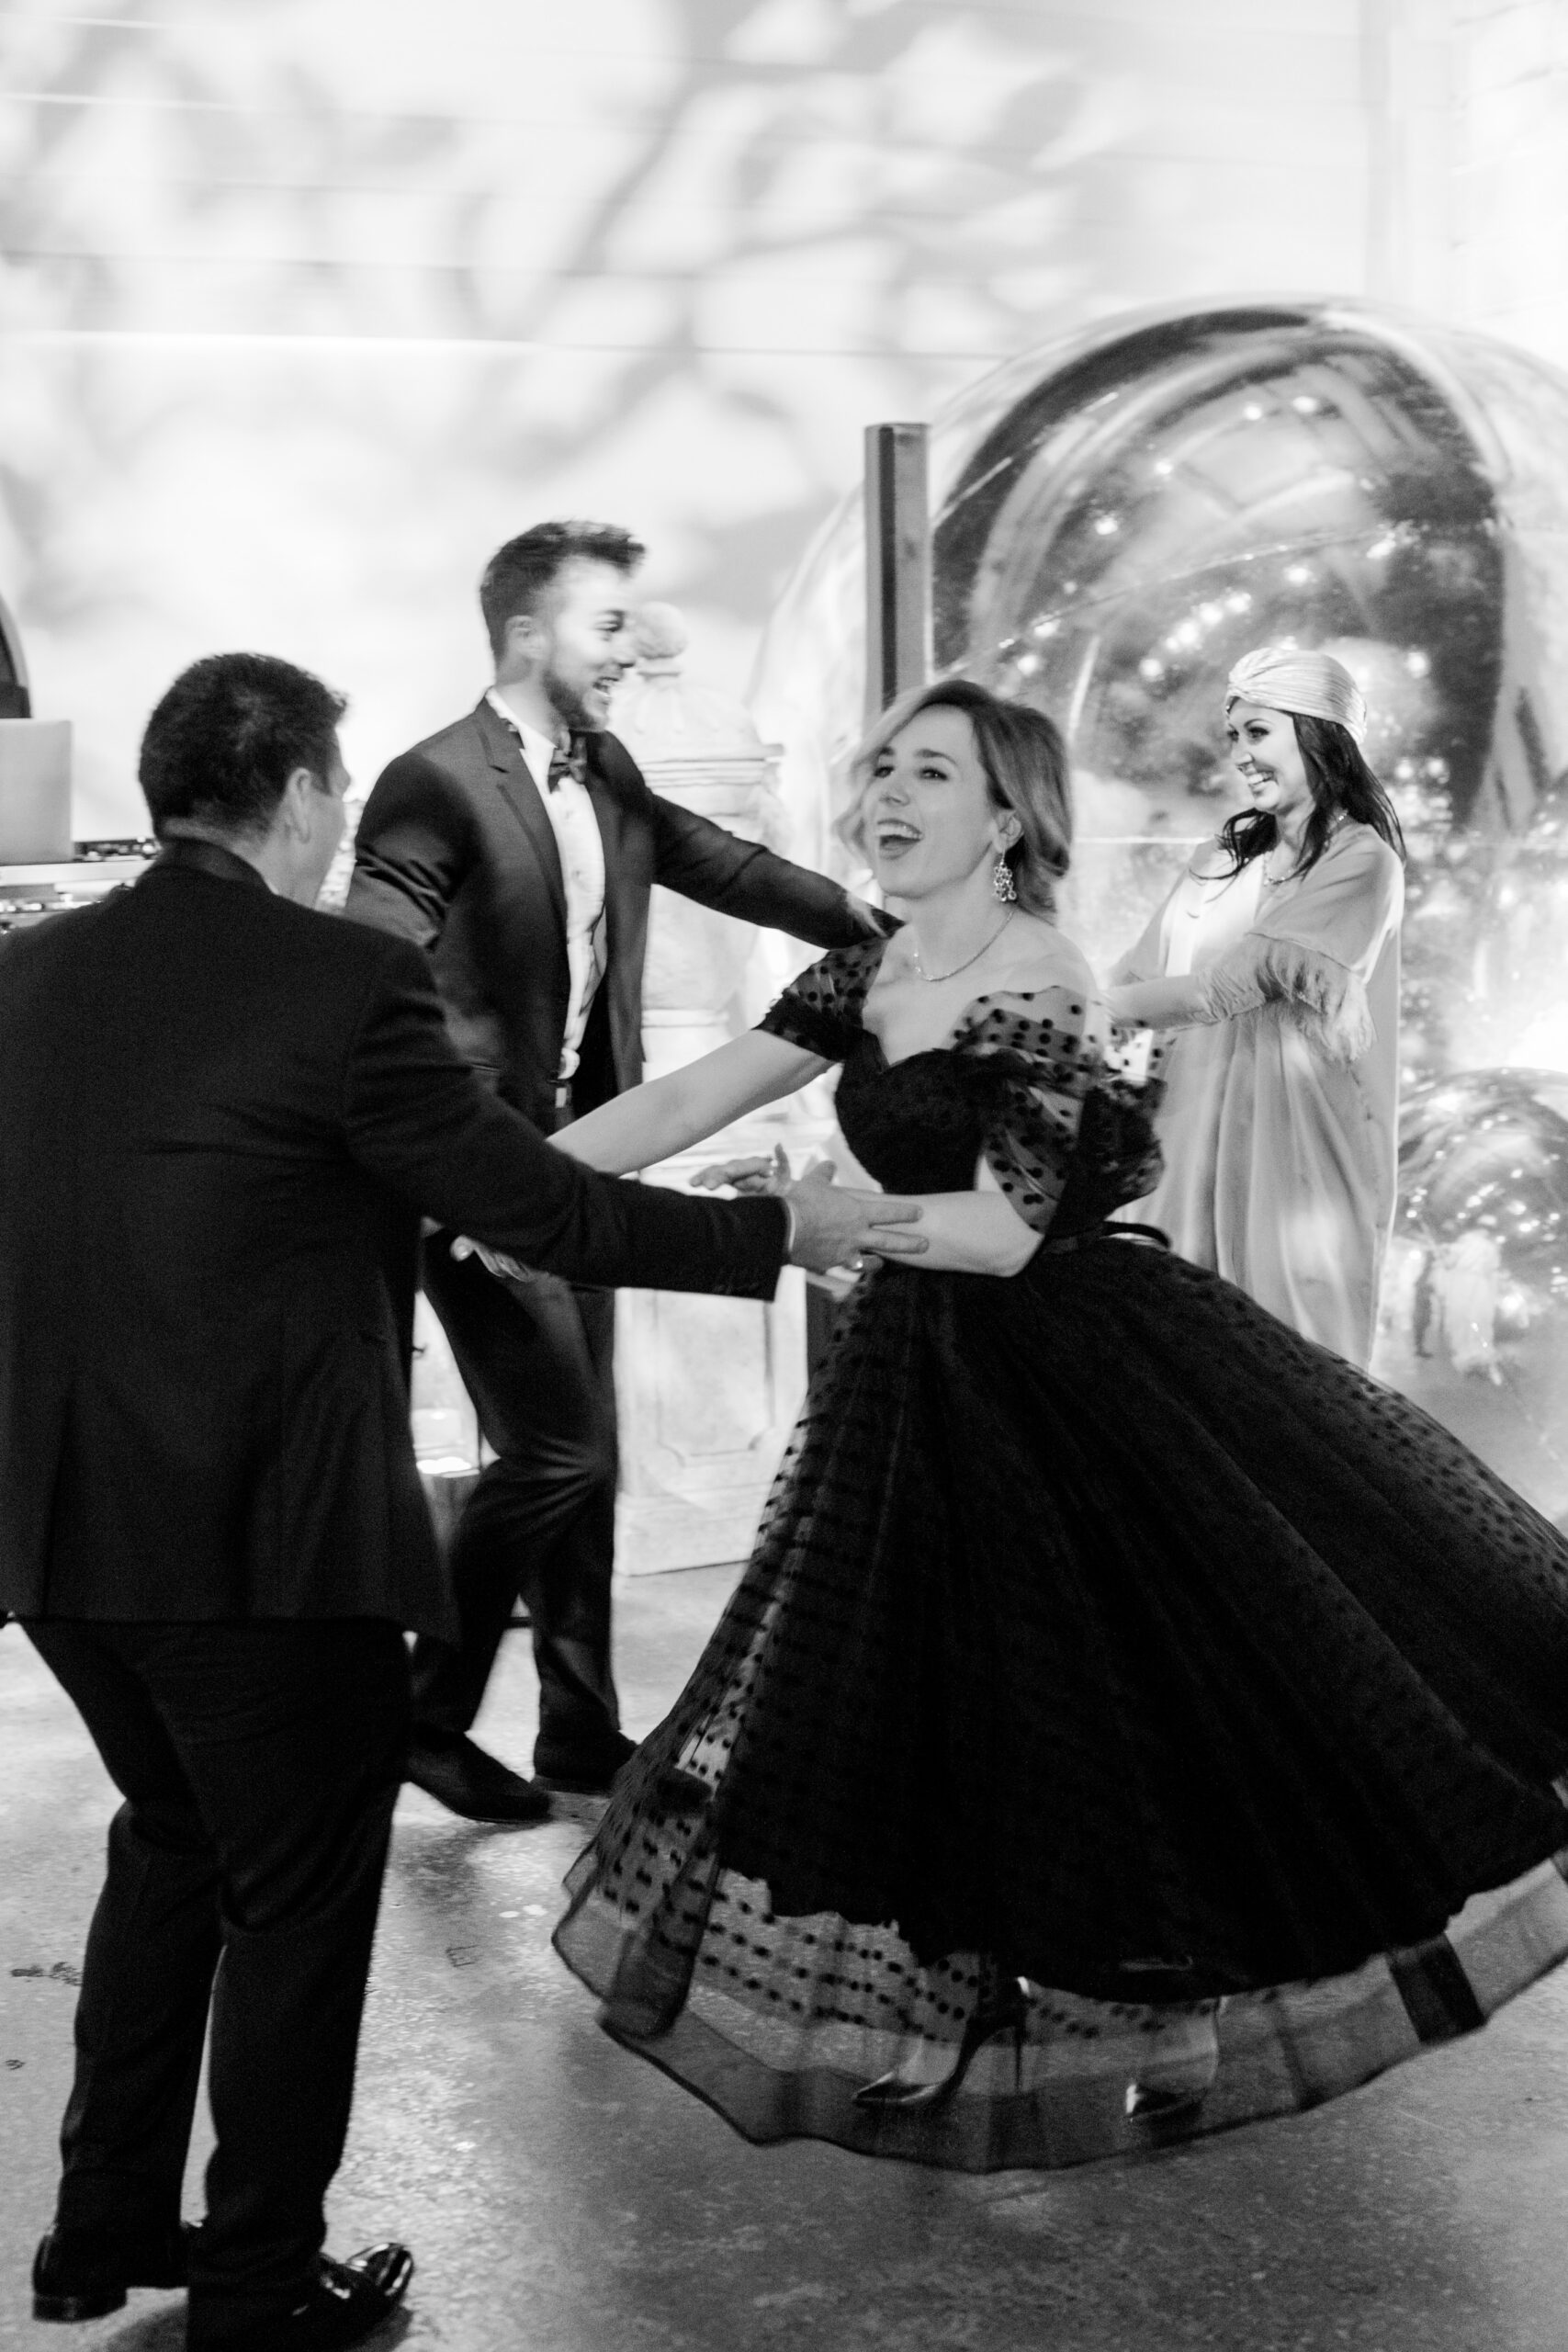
[755,939,886,1067]
[953,989,1167,1238]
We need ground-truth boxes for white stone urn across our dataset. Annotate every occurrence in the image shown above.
[616,603,793,1079]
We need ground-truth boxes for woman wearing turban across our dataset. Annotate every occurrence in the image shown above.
[1108,647,1404,1365]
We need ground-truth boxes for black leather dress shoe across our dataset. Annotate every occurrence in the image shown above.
[404,1730,551,1824]
[189,2243,413,2351]
[32,2219,195,2321]
[534,1728,639,1796]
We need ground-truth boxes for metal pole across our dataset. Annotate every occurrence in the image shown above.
[863,423,931,718]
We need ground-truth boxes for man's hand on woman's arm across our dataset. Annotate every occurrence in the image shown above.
[776,1162,924,1276]
[694,1151,1039,1279]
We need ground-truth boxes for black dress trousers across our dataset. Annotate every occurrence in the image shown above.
[23,1617,409,2338]
[412,1229,620,1773]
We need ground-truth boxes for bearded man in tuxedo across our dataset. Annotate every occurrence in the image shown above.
[0,652,918,2349]
[347,521,890,1819]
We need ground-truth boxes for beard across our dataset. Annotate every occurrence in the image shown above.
[541,659,606,735]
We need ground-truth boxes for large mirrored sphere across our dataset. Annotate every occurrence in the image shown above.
[752,300,1568,1510]
[754,298,1568,1046]
[935,302,1568,831]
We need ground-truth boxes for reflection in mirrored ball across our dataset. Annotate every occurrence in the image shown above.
[754,300,1568,1514]
[1376,1069,1568,1522]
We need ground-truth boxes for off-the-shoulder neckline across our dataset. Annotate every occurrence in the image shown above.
[851,937,1098,1069]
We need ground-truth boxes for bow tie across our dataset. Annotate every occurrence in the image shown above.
[545,733,590,793]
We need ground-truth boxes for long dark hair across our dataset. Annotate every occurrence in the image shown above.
[1218,713,1404,878]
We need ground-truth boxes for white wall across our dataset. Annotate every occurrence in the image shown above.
[1450,0,1568,363]
[0,0,1562,837]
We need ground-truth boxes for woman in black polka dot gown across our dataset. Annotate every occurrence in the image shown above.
[549,681,1568,2171]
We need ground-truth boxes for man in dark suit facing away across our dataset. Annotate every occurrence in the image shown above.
[347,519,890,1819]
[0,653,919,2351]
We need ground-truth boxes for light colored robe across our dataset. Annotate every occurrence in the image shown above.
[1113,823,1404,1366]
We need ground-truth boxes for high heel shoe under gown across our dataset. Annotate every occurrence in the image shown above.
[853,1969,1032,2111]
[554,942,1568,2173]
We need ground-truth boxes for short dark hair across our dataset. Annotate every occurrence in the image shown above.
[139,652,347,841]
[479,521,644,658]
[841,677,1073,918]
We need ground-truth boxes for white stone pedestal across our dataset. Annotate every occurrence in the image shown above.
[613,936,820,1575]
[609,668,818,1571]
[614,1216,807,1573]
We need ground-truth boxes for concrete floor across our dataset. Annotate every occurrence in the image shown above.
[4,1567,1568,2352]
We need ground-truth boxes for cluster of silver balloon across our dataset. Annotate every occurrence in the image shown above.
[752,300,1568,1516]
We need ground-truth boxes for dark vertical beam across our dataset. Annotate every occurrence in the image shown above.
[863,422,931,718]
[0,591,32,719]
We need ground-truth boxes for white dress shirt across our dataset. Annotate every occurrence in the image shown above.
[485,688,607,1089]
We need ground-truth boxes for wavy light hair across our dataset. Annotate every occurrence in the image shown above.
[838,678,1072,917]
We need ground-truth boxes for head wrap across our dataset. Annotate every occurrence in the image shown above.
[1224,646,1368,747]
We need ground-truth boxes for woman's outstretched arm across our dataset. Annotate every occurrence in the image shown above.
[694,1152,1043,1278]
[551,1030,830,1177]
[1109,834,1402,1044]
[1103,970,1213,1029]
[861,1185,1042,1274]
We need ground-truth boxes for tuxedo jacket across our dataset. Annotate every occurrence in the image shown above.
[345,697,881,1128]
[0,842,786,1636]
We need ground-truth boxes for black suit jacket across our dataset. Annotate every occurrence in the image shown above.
[0,843,786,1636]
[345,698,880,1128]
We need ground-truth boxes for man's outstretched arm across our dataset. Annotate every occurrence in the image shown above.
[344,755,474,952]
[342,943,920,1295]
[649,792,892,948]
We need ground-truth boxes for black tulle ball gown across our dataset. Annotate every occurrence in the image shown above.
[553,939,1568,2171]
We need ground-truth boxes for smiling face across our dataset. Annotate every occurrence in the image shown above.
[1225,698,1315,827]
[507,556,637,732]
[862,703,1017,899]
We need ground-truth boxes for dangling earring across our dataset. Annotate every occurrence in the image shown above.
[991,849,1018,904]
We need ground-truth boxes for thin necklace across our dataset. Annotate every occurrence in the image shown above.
[908,908,1016,984]
[1261,818,1333,888]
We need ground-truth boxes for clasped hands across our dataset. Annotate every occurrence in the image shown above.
[451,1147,924,1284]
[689,1144,925,1276]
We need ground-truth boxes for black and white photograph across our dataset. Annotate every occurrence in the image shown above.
[3,5,1568,2347]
